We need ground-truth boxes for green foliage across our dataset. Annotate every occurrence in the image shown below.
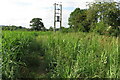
[2,25,28,31]
[49,26,54,31]
[60,27,69,33]
[68,8,88,32]
[2,31,120,79]
[2,31,36,79]
[107,26,120,36]
[86,2,120,35]
[88,2,120,26]
[38,32,120,78]
[30,18,45,31]
[68,2,120,36]
[2,31,54,79]
[0,27,2,78]
[92,21,108,34]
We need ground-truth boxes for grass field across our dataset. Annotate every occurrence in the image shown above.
[2,31,120,79]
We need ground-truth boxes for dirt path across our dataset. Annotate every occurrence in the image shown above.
[28,55,48,78]
[32,56,47,78]
[20,37,49,78]
[20,53,48,79]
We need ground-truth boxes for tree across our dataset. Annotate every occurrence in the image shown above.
[30,18,45,31]
[68,2,120,36]
[68,8,88,32]
[49,26,54,31]
[87,2,120,30]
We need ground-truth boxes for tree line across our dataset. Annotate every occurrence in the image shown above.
[2,2,120,36]
[67,2,120,36]
[2,25,28,31]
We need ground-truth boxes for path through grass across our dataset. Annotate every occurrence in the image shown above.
[19,37,49,79]
[2,31,119,79]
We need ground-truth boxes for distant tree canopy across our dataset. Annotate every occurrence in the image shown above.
[2,25,28,31]
[30,18,45,31]
[49,26,54,31]
[68,2,120,36]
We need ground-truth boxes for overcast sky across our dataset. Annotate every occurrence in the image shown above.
[0,0,118,28]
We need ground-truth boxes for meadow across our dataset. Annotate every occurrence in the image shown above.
[2,31,120,79]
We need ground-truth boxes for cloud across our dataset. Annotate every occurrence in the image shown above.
[0,0,94,28]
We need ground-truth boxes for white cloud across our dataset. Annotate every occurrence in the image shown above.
[0,0,95,28]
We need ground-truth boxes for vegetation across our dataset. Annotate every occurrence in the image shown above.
[2,31,120,79]
[1,1,120,80]
[2,31,35,79]
[30,18,45,31]
[2,2,120,36]
[39,32,120,78]
[68,2,120,36]
[68,8,88,32]
[2,25,29,31]
[0,27,2,78]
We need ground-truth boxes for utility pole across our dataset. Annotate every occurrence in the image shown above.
[54,3,62,32]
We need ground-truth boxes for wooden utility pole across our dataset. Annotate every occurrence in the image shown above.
[54,3,62,32]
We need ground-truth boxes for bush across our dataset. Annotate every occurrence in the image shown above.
[61,27,69,33]
[93,21,108,35]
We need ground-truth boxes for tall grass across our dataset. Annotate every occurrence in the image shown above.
[2,31,36,79]
[2,31,53,79]
[0,27,2,79]
[37,32,120,78]
[2,31,120,79]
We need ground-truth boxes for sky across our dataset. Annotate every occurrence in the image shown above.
[0,0,118,29]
